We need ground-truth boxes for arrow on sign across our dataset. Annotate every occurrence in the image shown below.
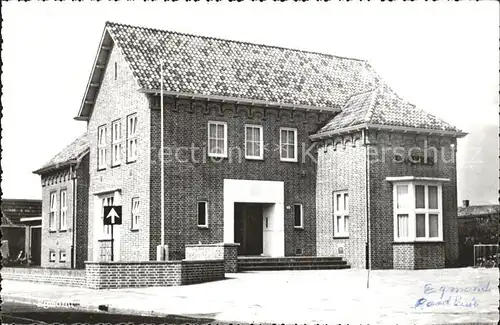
[103,206,122,225]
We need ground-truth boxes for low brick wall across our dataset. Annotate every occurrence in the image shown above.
[393,242,445,269]
[185,243,239,272]
[85,259,225,289]
[1,267,86,287]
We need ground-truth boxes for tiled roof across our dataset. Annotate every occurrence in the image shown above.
[34,133,89,174]
[316,84,463,136]
[458,205,500,218]
[1,199,42,226]
[105,22,380,110]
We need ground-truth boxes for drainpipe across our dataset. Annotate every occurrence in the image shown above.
[71,165,77,269]
[160,59,166,260]
[363,129,371,286]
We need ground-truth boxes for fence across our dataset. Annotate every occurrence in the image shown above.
[473,244,499,268]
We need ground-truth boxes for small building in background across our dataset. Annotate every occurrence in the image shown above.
[457,200,499,266]
[1,199,42,266]
[33,133,90,269]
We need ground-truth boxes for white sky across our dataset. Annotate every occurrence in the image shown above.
[2,2,499,203]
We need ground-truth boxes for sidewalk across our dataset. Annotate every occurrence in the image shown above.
[2,268,498,324]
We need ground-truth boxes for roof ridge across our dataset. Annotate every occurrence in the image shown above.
[105,21,368,63]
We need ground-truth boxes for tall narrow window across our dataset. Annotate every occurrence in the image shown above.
[333,191,349,237]
[101,196,114,239]
[49,192,57,231]
[112,119,122,166]
[280,128,297,162]
[294,204,303,228]
[245,125,263,160]
[127,114,138,162]
[207,121,227,158]
[59,189,67,231]
[197,201,208,227]
[131,197,140,230]
[97,125,107,169]
[395,185,410,238]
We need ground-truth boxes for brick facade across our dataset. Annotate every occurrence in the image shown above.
[149,97,331,260]
[185,243,239,272]
[393,243,445,269]
[316,132,367,269]
[86,44,151,262]
[1,267,86,287]
[75,155,90,268]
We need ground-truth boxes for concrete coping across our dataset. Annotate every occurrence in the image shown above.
[185,242,240,247]
[84,259,224,265]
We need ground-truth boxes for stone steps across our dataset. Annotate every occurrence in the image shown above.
[237,256,350,271]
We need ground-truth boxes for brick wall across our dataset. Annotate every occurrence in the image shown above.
[393,244,415,269]
[75,154,90,268]
[1,267,86,287]
[315,132,367,269]
[185,243,239,272]
[87,43,151,262]
[149,97,331,260]
[367,131,459,269]
[40,167,75,268]
[393,243,445,269]
[85,260,224,289]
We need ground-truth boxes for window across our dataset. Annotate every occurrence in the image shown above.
[280,128,298,162]
[101,196,114,239]
[59,250,66,262]
[293,204,303,228]
[245,125,263,160]
[97,125,107,169]
[197,201,208,227]
[333,191,349,237]
[112,120,122,166]
[49,192,57,231]
[131,197,140,230]
[392,182,443,242]
[49,250,56,262]
[59,190,67,231]
[207,121,227,158]
[127,114,138,162]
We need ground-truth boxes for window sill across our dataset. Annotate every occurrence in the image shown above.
[59,229,67,233]
[207,154,228,159]
[333,235,350,239]
[49,229,57,233]
[393,240,445,245]
[49,260,55,263]
[130,228,139,232]
[111,163,121,169]
[280,158,298,163]
[97,166,107,172]
[126,159,137,165]
[294,226,304,230]
[197,225,209,229]
[245,156,264,161]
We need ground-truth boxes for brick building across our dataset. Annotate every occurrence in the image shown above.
[33,134,89,268]
[47,22,466,269]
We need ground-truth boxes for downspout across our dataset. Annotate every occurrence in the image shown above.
[71,165,77,269]
[364,129,371,286]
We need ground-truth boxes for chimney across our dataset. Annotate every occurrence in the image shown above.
[463,200,470,208]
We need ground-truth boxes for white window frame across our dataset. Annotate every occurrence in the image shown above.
[245,124,264,160]
[97,125,107,170]
[333,191,349,237]
[59,189,67,231]
[49,192,57,231]
[293,203,303,229]
[49,250,56,262]
[131,197,140,230]
[59,250,66,262]
[392,181,443,242]
[207,121,228,158]
[127,113,138,163]
[101,195,114,239]
[197,201,208,228]
[279,127,298,162]
[112,119,122,166]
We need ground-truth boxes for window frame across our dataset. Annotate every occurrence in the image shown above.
[392,181,443,242]
[244,124,264,160]
[127,113,138,163]
[59,250,66,263]
[207,121,228,158]
[97,125,107,170]
[333,190,349,238]
[197,201,209,228]
[49,250,56,262]
[111,119,122,167]
[101,195,114,240]
[293,203,304,229]
[49,192,57,231]
[131,197,140,231]
[59,189,68,231]
[279,127,298,162]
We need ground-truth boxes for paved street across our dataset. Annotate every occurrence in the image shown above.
[2,267,498,324]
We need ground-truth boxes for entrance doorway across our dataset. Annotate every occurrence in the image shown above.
[30,227,41,266]
[234,203,263,256]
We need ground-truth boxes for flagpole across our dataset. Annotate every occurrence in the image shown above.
[160,59,165,260]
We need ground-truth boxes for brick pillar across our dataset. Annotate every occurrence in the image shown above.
[222,243,240,273]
